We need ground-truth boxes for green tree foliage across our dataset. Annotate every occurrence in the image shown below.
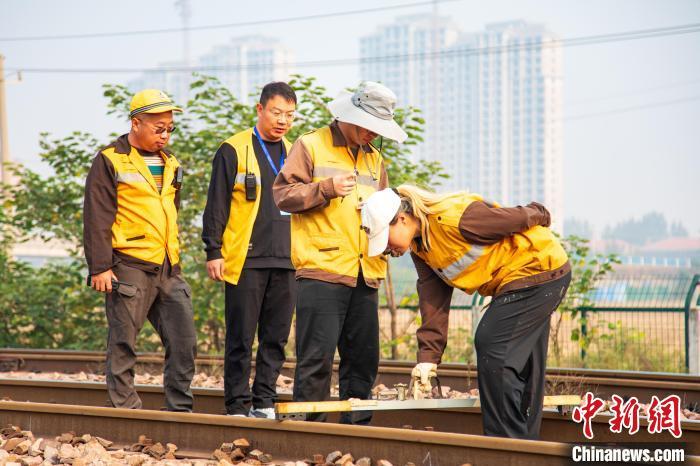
[0,133,106,349]
[0,246,105,349]
[2,132,98,248]
[0,74,446,352]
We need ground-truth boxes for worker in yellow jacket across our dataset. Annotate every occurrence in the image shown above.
[273,81,407,424]
[83,89,196,412]
[202,82,297,418]
[361,185,571,439]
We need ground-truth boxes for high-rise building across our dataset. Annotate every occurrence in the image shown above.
[129,60,192,106]
[361,18,564,230]
[198,36,295,103]
[129,36,295,106]
[360,15,461,164]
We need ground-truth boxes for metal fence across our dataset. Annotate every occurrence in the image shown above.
[378,271,700,373]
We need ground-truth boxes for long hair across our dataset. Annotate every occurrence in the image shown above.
[394,184,464,252]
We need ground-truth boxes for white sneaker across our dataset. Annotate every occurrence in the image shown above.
[249,407,276,419]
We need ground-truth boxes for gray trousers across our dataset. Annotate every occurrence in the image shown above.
[105,259,196,412]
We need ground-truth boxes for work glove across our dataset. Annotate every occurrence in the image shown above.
[411,362,437,399]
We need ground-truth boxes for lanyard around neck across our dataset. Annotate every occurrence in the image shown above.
[253,127,285,176]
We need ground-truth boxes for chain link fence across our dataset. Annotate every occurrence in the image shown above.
[378,270,700,373]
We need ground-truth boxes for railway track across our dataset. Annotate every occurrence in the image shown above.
[2,348,699,406]
[1,376,699,453]
[5,399,695,466]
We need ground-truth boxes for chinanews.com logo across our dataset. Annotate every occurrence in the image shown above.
[569,392,686,464]
[570,444,685,464]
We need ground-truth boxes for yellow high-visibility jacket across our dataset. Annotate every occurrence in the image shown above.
[278,125,388,287]
[412,193,569,297]
[84,135,182,274]
[219,128,292,284]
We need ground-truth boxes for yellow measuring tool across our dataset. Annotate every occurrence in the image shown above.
[275,395,582,420]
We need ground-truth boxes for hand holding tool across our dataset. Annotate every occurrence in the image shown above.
[411,362,437,399]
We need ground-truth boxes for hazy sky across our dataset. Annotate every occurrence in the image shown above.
[2,0,699,235]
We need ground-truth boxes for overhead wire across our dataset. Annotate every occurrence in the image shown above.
[563,95,700,121]
[0,0,462,42]
[5,22,700,74]
[566,77,700,106]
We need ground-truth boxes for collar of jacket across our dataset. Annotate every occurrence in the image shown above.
[111,134,177,194]
[112,133,174,157]
[329,120,374,154]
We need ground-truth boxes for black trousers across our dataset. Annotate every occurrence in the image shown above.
[293,274,379,424]
[224,268,296,415]
[474,272,571,439]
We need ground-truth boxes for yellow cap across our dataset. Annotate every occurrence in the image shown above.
[129,89,182,118]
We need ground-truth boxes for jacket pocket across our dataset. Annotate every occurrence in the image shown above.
[114,223,147,245]
[311,235,344,269]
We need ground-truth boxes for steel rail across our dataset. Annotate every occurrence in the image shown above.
[2,349,699,405]
[1,377,698,453]
[0,400,583,465]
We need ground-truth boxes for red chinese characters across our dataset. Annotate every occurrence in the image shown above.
[572,392,684,440]
[647,394,682,438]
[608,394,641,435]
[572,392,606,439]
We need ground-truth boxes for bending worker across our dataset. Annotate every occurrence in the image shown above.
[202,82,297,418]
[83,89,197,412]
[273,82,406,424]
[361,185,571,439]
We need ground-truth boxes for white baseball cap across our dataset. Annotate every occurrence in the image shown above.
[361,188,402,257]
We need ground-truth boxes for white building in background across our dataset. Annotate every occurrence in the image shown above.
[198,36,295,103]
[360,15,461,164]
[129,60,192,105]
[361,18,564,230]
[129,36,295,105]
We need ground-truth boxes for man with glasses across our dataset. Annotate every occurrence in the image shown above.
[83,89,196,412]
[202,82,297,418]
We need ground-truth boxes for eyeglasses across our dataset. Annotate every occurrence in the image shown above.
[136,117,176,135]
[152,125,176,135]
[268,109,296,122]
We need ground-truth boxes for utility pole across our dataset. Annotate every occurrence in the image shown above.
[180,0,191,68]
[0,54,11,185]
[430,0,440,161]
[176,0,192,99]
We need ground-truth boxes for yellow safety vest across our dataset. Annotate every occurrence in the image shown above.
[101,145,181,267]
[290,126,387,284]
[220,128,292,284]
[412,194,569,296]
